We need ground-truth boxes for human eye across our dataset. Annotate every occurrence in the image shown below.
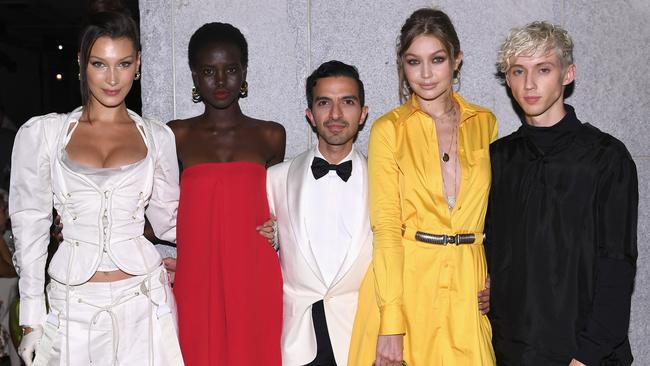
[91,61,106,68]
[202,67,215,76]
[509,67,524,76]
[119,61,132,68]
[342,98,357,106]
[226,66,238,73]
[539,67,551,74]
[316,100,330,107]
[406,58,419,66]
[432,56,446,64]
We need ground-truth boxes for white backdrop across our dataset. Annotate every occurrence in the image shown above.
[140,0,650,362]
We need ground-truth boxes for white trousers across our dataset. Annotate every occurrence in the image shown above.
[36,265,183,366]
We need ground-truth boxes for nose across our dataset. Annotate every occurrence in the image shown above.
[421,62,432,79]
[330,101,343,120]
[215,69,226,86]
[524,72,536,90]
[107,67,118,86]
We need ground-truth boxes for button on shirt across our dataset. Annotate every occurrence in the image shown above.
[305,147,362,286]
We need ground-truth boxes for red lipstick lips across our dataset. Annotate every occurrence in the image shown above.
[214,90,231,100]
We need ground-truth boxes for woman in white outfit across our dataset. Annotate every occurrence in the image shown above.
[9,2,183,365]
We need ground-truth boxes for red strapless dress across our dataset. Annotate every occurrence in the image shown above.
[174,162,282,366]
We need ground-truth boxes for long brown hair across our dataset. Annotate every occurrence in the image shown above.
[397,8,462,103]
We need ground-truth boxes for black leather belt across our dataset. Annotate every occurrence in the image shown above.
[413,232,476,245]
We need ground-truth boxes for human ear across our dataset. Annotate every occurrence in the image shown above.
[454,51,464,70]
[562,64,576,86]
[305,108,316,127]
[359,106,369,125]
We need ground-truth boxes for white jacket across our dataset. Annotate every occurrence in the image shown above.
[266,148,372,366]
[9,107,179,326]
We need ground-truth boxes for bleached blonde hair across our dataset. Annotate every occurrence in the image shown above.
[496,21,574,75]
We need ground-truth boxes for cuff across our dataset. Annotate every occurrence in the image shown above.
[378,304,405,335]
[574,338,611,366]
[19,296,47,327]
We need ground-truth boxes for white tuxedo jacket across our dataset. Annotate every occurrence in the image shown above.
[266,148,372,366]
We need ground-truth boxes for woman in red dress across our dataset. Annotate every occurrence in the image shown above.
[168,23,285,365]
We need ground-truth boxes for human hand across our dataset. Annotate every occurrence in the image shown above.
[478,275,490,314]
[50,214,63,244]
[162,257,176,283]
[374,334,404,366]
[569,359,585,366]
[256,216,278,250]
[18,325,42,366]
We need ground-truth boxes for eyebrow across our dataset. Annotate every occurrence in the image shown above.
[314,95,359,102]
[403,49,448,58]
[88,55,135,62]
[510,61,557,69]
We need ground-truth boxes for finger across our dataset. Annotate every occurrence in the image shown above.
[162,257,177,271]
[486,275,491,288]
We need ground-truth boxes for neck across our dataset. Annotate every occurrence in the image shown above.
[82,100,130,123]
[416,90,456,120]
[318,139,353,164]
[202,101,244,127]
[525,103,567,127]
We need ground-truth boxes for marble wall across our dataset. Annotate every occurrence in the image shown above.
[140,0,650,362]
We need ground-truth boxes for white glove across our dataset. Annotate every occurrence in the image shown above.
[18,326,43,366]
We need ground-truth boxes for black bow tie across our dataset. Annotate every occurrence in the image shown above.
[311,157,352,182]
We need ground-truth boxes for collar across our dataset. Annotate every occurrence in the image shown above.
[511,104,581,141]
[314,145,354,164]
[67,106,147,128]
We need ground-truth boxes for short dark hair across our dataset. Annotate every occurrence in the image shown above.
[306,60,365,109]
[188,23,248,69]
[78,2,140,107]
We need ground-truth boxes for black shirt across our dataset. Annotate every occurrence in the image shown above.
[486,105,638,365]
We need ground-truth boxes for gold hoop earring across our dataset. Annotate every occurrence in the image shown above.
[192,86,202,103]
[134,71,141,80]
[239,81,248,98]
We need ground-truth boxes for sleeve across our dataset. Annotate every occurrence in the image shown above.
[145,123,180,244]
[489,113,498,143]
[8,118,54,326]
[367,118,405,335]
[574,152,638,364]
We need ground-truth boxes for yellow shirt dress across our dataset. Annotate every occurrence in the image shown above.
[348,93,497,365]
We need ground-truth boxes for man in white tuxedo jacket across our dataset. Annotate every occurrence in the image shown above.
[266,61,371,366]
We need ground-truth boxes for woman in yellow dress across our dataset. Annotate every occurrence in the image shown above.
[348,8,496,366]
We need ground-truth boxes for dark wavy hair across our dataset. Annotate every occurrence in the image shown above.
[305,60,365,109]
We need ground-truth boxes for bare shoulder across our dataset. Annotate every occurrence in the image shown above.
[247,117,286,165]
[166,117,196,135]
[167,116,201,145]
[250,118,285,137]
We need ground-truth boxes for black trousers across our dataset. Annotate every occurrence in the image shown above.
[303,300,337,366]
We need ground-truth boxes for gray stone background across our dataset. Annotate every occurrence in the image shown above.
[139,0,650,361]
